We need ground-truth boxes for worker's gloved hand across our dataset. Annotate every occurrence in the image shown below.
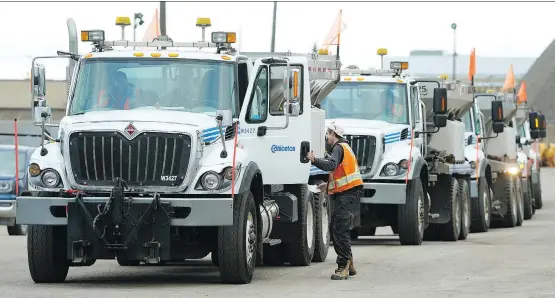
[307,151,315,163]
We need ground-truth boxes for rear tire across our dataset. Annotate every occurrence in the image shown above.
[218,190,257,284]
[285,184,316,266]
[312,192,330,262]
[27,225,70,283]
[438,178,461,241]
[470,177,491,233]
[397,178,425,245]
[7,224,27,236]
[458,179,471,240]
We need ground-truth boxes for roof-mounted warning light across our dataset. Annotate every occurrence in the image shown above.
[390,61,408,71]
[116,16,131,40]
[196,17,212,42]
[81,30,105,42]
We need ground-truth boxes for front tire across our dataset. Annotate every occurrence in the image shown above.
[285,184,316,266]
[218,190,257,284]
[312,192,330,262]
[515,177,524,227]
[470,177,491,233]
[397,178,425,245]
[501,176,518,228]
[532,173,543,209]
[523,177,534,220]
[458,179,471,240]
[27,225,70,283]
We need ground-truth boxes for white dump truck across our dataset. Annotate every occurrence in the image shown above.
[474,93,526,228]
[311,62,474,246]
[515,106,546,213]
[15,17,342,284]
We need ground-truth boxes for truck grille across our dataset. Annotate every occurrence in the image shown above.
[345,135,376,174]
[68,132,191,187]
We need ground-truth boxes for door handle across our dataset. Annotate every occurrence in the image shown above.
[300,141,310,163]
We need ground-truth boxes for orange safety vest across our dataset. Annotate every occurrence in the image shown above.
[98,88,140,110]
[327,142,364,195]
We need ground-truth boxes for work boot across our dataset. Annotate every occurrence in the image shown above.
[331,260,350,280]
[348,257,357,276]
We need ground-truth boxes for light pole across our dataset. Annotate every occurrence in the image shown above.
[451,22,457,80]
[133,12,144,50]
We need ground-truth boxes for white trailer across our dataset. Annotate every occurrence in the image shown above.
[15,17,342,284]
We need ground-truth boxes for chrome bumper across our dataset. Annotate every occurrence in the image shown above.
[361,182,407,204]
[16,196,233,226]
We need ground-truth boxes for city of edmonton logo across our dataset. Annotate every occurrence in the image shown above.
[271,145,296,153]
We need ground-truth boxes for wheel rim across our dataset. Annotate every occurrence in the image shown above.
[306,202,314,251]
[245,212,255,265]
[483,190,490,223]
[454,190,461,233]
[321,197,329,242]
[418,192,425,236]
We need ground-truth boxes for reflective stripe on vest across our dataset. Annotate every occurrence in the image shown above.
[327,142,364,195]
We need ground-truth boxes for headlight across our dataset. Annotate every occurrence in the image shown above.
[506,166,520,176]
[383,163,399,176]
[29,163,41,177]
[0,181,13,193]
[201,171,221,190]
[223,167,233,180]
[469,161,476,169]
[41,170,60,188]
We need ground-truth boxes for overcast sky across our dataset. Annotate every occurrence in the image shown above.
[0,0,554,79]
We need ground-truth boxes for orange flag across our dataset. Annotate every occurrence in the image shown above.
[517,81,527,104]
[468,48,476,82]
[321,10,347,49]
[501,64,515,93]
[142,8,160,42]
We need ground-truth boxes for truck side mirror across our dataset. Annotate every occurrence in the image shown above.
[529,111,540,139]
[491,100,504,133]
[32,64,46,97]
[539,114,547,138]
[432,87,447,128]
[283,68,301,117]
[515,135,521,145]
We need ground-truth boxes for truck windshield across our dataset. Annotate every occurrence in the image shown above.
[320,82,409,124]
[69,58,237,116]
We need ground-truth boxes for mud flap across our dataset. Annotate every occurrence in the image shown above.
[66,179,172,264]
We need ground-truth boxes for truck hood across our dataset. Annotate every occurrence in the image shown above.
[325,118,409,137]
[61,110,217,128]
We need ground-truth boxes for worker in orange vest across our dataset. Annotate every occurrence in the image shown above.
[97,71,138,110]
[307,122,364,280]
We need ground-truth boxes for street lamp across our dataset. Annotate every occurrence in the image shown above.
[451,23,457,80]
[133,12,145,49]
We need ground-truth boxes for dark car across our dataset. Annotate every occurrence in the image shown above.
[0,145,35,236]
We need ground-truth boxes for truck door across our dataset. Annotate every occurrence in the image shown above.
[410,85,425,156]
[237,58,311,185]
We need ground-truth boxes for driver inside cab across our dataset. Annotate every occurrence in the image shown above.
[97,71,139,110]
[378,89,403,122]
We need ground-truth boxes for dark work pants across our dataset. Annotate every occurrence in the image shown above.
[330,190,357,266]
